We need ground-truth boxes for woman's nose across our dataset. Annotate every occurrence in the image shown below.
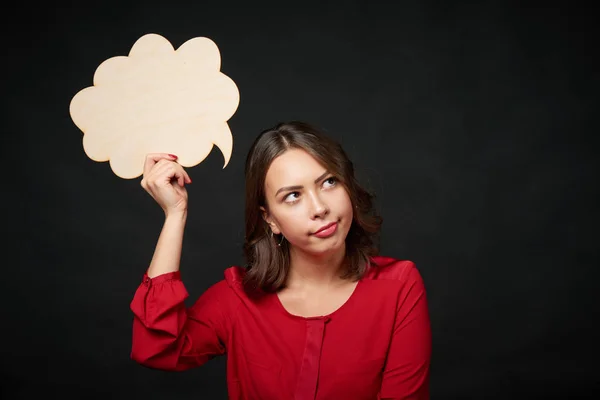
[309,192,329,218]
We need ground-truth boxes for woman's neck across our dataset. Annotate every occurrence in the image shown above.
[286,245,347,290]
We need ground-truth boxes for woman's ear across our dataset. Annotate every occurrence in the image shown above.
[260,206,281,234]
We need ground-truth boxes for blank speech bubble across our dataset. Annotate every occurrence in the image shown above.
[69,33,240,179]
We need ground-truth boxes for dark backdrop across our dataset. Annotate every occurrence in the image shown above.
[3,0,598,399]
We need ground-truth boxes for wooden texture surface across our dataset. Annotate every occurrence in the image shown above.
[70,33,239,179]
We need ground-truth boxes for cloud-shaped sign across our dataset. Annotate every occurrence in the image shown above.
[69,33,239,179]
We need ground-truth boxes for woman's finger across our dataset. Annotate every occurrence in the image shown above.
[143,153,178,177]
[149,159,189,188]
[182,168,192,184]
[171,163,188,187]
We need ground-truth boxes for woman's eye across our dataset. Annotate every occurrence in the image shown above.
[284,192,300,203]
[323,177,337,188]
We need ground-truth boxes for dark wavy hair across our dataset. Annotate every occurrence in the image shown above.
[243,121,382,293]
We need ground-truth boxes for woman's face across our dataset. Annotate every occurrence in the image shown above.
[262,148,353,257]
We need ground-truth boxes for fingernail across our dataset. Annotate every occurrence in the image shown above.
[168,154,178,159]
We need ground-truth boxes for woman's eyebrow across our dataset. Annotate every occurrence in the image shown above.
[275,171,330,196]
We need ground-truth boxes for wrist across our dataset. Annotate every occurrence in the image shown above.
[164,209,188,221]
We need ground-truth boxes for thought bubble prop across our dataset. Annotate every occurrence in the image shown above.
[69,33,239,179]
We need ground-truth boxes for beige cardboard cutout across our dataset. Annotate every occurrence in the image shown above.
[69,33,239,179]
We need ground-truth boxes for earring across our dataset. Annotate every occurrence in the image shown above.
[270,231,285,247]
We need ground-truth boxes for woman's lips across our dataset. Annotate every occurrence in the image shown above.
[313,222,338,238]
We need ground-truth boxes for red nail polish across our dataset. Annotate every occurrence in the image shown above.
[168,154,178,159]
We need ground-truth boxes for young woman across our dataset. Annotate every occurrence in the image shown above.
[130,121,431,399]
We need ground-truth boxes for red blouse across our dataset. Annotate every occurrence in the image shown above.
[130,256,431,399]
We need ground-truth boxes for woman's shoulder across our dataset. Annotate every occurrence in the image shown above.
[365,255,422,283]
[190,266,250,314]
[223,265,247,285]
[194,266,247,301]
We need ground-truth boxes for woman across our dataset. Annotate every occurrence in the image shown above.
[130,121,431,399]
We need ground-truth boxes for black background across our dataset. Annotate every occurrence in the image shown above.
[3,0,598,399]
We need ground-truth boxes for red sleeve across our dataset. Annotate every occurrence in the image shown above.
[130,271,236,371]
[378,262,432,399]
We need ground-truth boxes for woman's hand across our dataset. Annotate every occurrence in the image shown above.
[140,153,192,216]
